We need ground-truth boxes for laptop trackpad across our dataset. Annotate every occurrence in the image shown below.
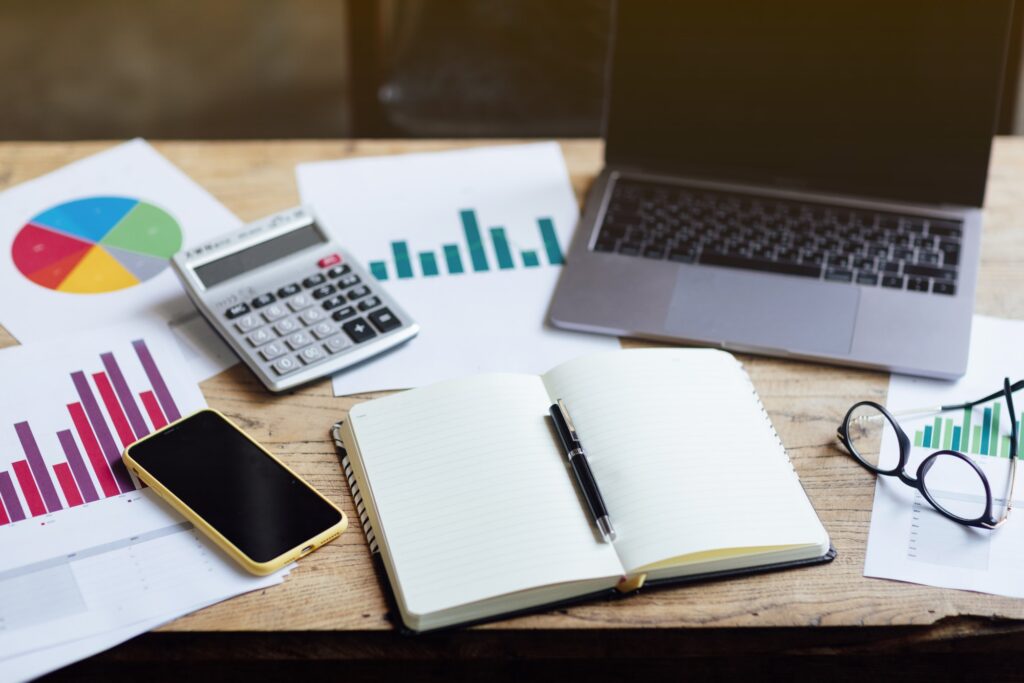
[664,268,859,356]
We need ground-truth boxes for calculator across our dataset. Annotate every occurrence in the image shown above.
[171,206,419,392]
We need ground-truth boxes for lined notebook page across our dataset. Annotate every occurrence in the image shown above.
[542,349,828,573]
[348,374,624,618]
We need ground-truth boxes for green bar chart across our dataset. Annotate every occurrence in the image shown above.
[367,209,566,280]
[914,406,1023,458]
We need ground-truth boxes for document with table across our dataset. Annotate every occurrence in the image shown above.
[865,315,1024,598]
[338,349,832,632]
[0,320,288,679]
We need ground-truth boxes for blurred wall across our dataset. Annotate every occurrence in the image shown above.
[0,0,350,139]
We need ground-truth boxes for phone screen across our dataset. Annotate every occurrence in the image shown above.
[127,410,343,563]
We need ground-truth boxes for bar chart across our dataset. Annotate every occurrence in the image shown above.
[913,404,1023,458]
[367,209,565,280]
[0,339,181,526]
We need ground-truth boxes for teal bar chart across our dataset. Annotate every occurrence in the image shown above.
[391,241,413,279]
[490,228,515,270]
[419,252,439,277]
[367,209,565,280]
[443,245,464,274]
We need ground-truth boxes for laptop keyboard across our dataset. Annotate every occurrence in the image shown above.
[594,178,963,295]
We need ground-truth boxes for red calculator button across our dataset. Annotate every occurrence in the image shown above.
[318,253,342,268]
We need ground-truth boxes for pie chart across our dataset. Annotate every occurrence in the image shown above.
[12,196,182,294]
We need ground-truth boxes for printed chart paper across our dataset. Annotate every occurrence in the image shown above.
[864,315,1024,597]
[0,139,239,381]
[296,142,618,395]
[0,321,285,680]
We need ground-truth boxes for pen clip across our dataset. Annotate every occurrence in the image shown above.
[556,399,580,442]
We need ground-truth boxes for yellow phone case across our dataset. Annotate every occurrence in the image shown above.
[123,408,347,575]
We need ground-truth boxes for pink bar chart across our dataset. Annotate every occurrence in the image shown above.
[0,339,179,524]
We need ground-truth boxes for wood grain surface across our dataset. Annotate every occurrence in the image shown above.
[2,139,1024,639]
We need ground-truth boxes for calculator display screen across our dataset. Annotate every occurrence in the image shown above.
[194,224,326,287]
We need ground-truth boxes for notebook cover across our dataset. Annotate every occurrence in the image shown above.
[332,420,836,635]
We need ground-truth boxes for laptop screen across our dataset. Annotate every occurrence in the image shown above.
[605,1,1012,207]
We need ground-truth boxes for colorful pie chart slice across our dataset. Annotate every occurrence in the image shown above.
[11,196,182,294]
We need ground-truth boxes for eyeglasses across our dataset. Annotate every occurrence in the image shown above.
[836,378,1021,529]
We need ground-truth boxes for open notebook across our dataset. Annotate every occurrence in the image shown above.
[336,349,832,632]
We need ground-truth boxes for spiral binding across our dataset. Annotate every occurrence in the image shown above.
[736,359,802,480]
[332,422,379,556]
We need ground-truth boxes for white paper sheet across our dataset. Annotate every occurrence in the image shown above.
[864,315,1024,597]
[0,321,285,679]
[0,139,238,382]
[296,142,618,396]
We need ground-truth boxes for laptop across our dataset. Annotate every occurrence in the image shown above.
[549,0,1013,379]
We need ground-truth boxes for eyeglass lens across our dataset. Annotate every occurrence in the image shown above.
[919,453,989,521]
[844,404,894,470]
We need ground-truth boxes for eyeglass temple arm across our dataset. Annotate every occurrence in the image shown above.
[887,379,1024,419]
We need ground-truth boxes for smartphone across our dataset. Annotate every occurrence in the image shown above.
[123,409,346,575]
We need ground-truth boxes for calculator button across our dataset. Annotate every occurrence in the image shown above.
[298,345,327,365]
[311,321,335,339]
[324,335,352,354]
[234,314,260,333]
[251,293,276,308]
[247,328,274,347]
[287,293,313,311]
[224,303,250,319]
[332,306,357,321]
[273,318,300,336]
[312,283,336,299]
[260,341,287,361]
[327,264,351,279]
[271,356,300,375]
[302,273,326,288]
[358,296,381,311]
[261,304,288,322]
[338,274,361,289]
[321,295,346,310]
[368,308,402,333]
[299,307,326,325]
[348,285,371,300]
[343,318,378,343]
[286,331,313,350]
[277,283,301,298]
[318,253,342,269]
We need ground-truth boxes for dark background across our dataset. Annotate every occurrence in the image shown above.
[6,0,1021,141]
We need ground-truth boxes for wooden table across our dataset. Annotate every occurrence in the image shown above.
[4,139,1024,679]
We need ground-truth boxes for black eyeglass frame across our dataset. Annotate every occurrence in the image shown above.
[836,377,1019,529]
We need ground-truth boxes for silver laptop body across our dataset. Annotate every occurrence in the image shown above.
[549,0,1013,379]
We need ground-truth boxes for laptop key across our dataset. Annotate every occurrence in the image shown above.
[904,264,956,280]
[933,281,956,295]
[928,220,963,238]
[699,251,821,278]
[939,241,961,266]
[881,275,904,288]
[668,249,696,263]
[907,277,930,292]
[856,272,879,285]
[825,268,853,283]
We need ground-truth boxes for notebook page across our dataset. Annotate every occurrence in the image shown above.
[348,374,624,618]
[542,349,828,573]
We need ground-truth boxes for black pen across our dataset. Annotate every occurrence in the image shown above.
[549,399,616,543]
